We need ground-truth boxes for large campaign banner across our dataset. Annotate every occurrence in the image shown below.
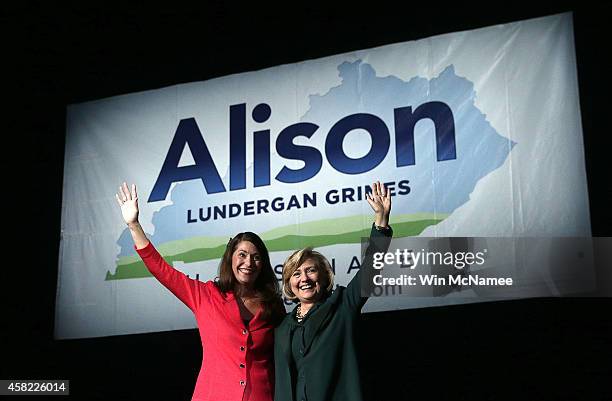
[56,13,590,339]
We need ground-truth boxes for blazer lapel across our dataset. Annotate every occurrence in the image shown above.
[247,306,267,331]
[222,292,245,329]
[223,292,270,332]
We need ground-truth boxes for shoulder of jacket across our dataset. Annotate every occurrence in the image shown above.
[275,312,293,329]
[200,280,223,297]
[327,285,346,304]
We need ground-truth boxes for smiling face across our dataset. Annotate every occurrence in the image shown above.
[231,241,262,288]
[290,258,323,305]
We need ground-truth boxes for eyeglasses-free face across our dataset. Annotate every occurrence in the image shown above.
[289,259,323,304]
[231,241,262,288]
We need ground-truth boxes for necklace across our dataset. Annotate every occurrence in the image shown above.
[296,304,308,323]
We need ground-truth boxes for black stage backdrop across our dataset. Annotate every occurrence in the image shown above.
[2,3,611,401]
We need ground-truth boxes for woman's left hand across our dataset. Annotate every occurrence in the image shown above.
[366,181,391,227]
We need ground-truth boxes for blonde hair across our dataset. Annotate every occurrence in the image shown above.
[282,247,335,302]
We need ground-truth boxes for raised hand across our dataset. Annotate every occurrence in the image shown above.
[365,181,391,227]
[116,182,139,225]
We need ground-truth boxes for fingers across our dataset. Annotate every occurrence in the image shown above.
[365,192,376,208]
[369,181,391,208]
[118,184,126,202]
[131,184,138,201]
[117,185,126,204]
[122,182,131,201]
[117,182,137,204]
[369,182,377,200]
[371,181,388,198]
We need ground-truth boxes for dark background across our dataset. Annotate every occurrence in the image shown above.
[3,3,611,401]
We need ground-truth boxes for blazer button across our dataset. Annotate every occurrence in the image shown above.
[240,363,245,368]
[240,346,245,351]
[242,329,247,335]
[240,380,246,386]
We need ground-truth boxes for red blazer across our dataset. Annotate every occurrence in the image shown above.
[137,242,275,401]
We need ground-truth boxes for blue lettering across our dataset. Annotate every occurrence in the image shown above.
[398,179,411,195]
[148,118,225,202]
[244,201,255,216]
[187,209,197,223]
[230,104,247,190]
[271,197,284,211]
[214,205,226,219]
[149,102,456,202]
[199,207,211,222]
[326,189,339,204]
[326,113,390,174]
[257,199,269,214]
[303,193,317,208]
[254,130,270,187]
[275,122,322,183]
[229,204,241,218]
[286,195,301,211]
[253,103,272,187]
[395,101,456,167]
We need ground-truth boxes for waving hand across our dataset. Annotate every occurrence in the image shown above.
[365,181,391,228]
[116,182,139,225]
[116,182,149,249]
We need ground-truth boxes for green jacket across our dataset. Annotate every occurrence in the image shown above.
[274,225,392,401]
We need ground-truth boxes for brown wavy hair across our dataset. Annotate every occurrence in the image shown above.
[216,232,284,324]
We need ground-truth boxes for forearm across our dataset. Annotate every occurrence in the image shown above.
[346,224,393,309]
[374,213,389,228]
[135,239,201,312]
[127,221,150,249]
[361,224,393,289]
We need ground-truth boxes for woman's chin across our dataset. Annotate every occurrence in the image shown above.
[236,275,257,287]
[298,292,320,303]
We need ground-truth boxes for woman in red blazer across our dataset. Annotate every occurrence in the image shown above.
[116,182,284,401]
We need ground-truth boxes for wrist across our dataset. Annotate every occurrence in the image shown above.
[374,223,391,233]
[127,221,141,229]
[374,216,388,227]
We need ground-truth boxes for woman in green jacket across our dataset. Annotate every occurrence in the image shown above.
[274,181,393,401]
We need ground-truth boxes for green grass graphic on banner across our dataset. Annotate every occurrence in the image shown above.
[106,214,445,281]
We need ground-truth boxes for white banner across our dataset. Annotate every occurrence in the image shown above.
[56,13,589,338]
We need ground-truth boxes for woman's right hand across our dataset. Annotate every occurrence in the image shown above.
[366,181,391,228]
[116,182,139,225]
